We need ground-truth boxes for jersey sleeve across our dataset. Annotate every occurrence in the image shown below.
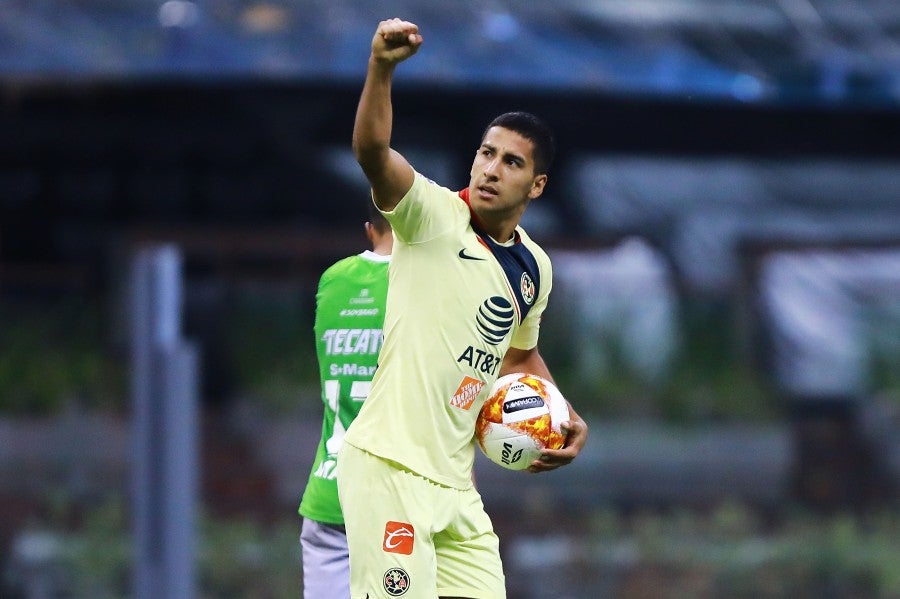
[510,246,553,350]
[379,172,457,245]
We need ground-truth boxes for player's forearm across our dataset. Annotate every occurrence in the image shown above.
[352,59,396,177]
[499,347,554,382]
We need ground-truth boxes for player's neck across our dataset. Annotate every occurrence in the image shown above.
[372,235,394,256]
[478,219,517,245]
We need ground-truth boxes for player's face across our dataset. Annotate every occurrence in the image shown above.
[468,127,547,227]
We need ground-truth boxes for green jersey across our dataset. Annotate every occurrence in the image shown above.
[299,249,390,524]
[343,172,552,490]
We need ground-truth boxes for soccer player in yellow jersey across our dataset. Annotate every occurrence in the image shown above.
[337,18,589,599]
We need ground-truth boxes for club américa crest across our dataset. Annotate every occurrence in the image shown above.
[383,567,410,596]
[520,272,535,305]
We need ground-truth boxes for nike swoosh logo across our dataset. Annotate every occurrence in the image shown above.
[458,248,486,261]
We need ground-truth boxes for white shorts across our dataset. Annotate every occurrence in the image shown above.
[337,443,505,599]
[300,518,349,599]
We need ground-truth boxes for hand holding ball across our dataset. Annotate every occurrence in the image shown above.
[475,373,570,470]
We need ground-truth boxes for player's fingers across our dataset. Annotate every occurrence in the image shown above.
[379,18,420,42]
[542,446,576,463]
[526,447,574,473]
[526,418,587,472]
[561,419,588,450]
[526,458,567,473]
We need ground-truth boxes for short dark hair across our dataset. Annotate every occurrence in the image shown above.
[367,201,391,234]
[482,111,555,175]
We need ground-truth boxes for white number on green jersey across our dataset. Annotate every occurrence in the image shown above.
[314,380,370,480]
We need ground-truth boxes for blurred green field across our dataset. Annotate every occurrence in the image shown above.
[7,499,900,598]
[0,295,783,421]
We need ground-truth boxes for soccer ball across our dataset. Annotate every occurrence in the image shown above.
[475,372,570,471]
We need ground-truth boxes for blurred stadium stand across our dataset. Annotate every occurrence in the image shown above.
[2,83,898,297]
[1,0,900,105]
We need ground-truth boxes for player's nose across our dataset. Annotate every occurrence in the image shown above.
[482,156,500,179]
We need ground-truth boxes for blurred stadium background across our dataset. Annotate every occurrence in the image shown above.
[1,1,900,597]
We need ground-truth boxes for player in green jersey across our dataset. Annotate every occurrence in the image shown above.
[337,18,589,599]
[299,205,393,599]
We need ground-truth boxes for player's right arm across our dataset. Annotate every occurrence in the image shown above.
[353,19,422,212]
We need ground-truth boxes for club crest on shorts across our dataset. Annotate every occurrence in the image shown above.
[382,521,415,555]
[383,567,410,596]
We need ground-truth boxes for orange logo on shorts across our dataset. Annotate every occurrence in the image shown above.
[383,521,415,555]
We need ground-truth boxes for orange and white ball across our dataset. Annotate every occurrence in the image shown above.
[475,373,569,470]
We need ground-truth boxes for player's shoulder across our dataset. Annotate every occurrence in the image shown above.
[324,251,389,277]
[318,254,372,285]
[388,172,470,242]
[516,226,552,265]
[321,254,361,276]
[410,171,467,207]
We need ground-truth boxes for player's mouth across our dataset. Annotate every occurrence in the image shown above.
[476,185,499,200]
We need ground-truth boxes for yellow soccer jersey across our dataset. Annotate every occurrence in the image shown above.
[343,172,552,489]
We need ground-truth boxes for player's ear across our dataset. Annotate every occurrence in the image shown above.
[528,174,548,200]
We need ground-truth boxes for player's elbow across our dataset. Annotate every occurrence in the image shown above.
[351,136,367,165]
[352,139,388,175]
